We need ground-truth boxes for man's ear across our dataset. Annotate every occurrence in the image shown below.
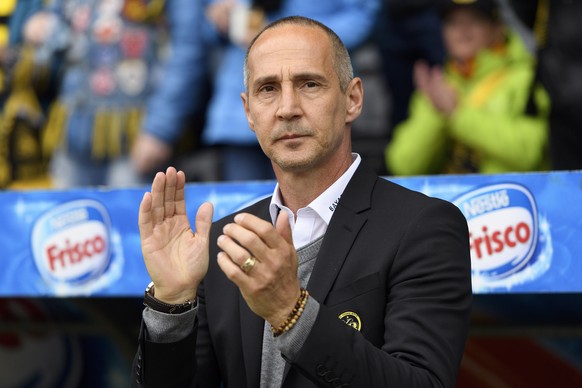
[241,92,255,132]
[345,77,364,124]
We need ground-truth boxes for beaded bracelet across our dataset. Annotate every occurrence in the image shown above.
[271,288,309,337]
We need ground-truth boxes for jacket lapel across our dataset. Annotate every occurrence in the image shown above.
[282,164,377,386]
[306,164,376,303]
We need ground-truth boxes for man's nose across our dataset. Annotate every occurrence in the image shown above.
[276,86,302,120]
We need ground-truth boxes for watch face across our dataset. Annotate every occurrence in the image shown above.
[145,281,154,295]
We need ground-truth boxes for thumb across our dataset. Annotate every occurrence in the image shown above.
[275,210,293,246]
[195,202,214,241]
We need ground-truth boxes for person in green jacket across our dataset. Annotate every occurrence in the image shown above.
[385,0,550,176]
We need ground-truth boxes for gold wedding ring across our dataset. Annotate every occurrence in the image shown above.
[240,256,257,273]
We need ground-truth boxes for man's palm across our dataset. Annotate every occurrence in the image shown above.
[138,168,213,303]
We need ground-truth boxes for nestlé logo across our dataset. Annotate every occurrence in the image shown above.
[453,183,538,280]
[31,200,112,286]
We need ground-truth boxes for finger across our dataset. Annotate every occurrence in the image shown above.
[233,213,281,249]
[164,166,177,218]
[217,251,251,286]
[195,202,214,241]
[223,216,279,262]
[275,211,293,246]
[175,170,187,215]
[138,192,153,240]
[150,171,167,225]
[217,232,255,267]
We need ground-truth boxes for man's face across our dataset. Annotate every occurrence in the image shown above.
[443,8,498,62]
[241,24,359,174]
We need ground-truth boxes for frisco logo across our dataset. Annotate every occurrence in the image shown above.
[31,200,112,286]
[453,183,538,280]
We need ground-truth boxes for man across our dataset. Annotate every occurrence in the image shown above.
[133,16,472,387]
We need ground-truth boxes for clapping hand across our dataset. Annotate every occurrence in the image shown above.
[414,60,458,117]
[216,211,302,329]
[138,167,214,305]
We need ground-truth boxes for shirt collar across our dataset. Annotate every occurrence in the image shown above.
[269,153,361,225]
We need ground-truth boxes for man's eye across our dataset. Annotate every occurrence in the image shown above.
[259,85,276,93]
[304,81,318,88]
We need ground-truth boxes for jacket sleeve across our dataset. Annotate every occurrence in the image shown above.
[385,91,450,175]
[132,281,221,388]
[142,0,209,144]
[132,320,199,388]
[448,68,550,172]
[285,199,472,388]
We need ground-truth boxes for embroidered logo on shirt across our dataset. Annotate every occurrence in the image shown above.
[338,311,361,331]
[328,196,341,213]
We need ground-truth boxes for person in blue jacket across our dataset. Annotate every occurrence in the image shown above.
[133,0,380,181]
[25,0,206,188]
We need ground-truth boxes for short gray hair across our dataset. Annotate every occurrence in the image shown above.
[243,16,354,93]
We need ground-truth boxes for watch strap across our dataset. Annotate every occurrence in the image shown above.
[143,282,195,314]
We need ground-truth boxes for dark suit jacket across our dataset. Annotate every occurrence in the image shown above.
[133,163,472,387]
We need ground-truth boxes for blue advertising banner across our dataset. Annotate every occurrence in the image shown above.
[1,171,580,296]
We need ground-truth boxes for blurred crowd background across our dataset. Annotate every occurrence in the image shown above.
[1,0,581,190]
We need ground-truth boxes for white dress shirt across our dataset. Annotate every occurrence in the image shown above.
[269,153,361,248]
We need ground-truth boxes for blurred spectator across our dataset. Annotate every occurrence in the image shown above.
[157,0,380,181]
[0,0,51,189]
[507,0,582,170]
[371,0,446,133]
[385,0,549,176]
[25,0,207,188]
